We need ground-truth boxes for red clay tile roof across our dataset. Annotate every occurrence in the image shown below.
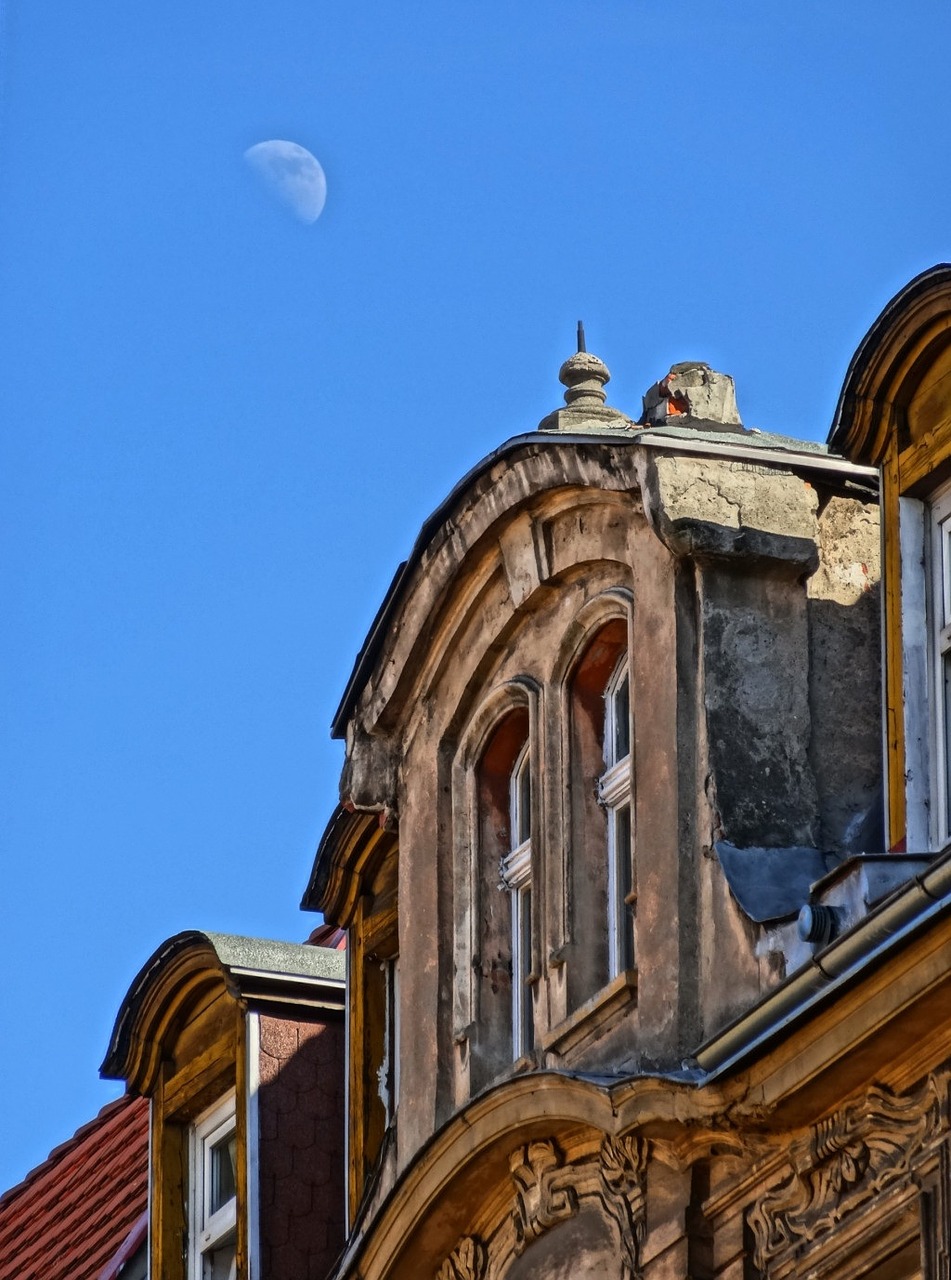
[0,1093,149,1280]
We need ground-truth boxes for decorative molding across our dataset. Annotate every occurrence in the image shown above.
[598,1136,649,1280]
[748,1077,943,1268]
[509,1138,579,1254]
[436,1235,487,1280]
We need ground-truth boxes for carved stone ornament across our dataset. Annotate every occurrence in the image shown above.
[748,1076,943,1268]
[599,1136,649,1280]
[436,1235,487,1280]
[509,1138,579,1254]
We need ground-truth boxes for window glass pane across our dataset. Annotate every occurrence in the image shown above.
[944,652,951,839]
[615,805,634,971]
[520,886,533,1050]
[205,1242,236,1280]
[209,1132,237,1215]
[613,672,630,762]
[517,753,531,847]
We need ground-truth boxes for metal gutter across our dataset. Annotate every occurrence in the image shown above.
[694,845,951,1077]
[330,429,874,738]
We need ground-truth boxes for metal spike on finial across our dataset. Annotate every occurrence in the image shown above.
[577,321,586,353]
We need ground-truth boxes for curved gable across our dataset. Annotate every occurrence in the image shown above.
[831,263,951,471]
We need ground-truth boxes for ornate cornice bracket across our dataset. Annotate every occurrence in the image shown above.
[509,1138,579,1254]
[749,1076,944,1268]
[436,1235,487,1280]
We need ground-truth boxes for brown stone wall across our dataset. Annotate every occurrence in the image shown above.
[257,1014,345,1280]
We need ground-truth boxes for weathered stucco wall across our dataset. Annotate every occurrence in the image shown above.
[332,435,881,1188]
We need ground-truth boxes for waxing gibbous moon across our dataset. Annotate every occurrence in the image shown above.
[244,140,327,224]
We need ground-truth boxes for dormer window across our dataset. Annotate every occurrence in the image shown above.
[601,657,634,977]
[501,740,533,1059]
[189,1095,237,1280]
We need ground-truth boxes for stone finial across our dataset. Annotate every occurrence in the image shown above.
[641,361,745,433]
[538,335,635,434]
[559,351,611,407]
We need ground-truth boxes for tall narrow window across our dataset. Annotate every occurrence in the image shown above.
[500,740,533,1058]
[601,657,634,976]
[189,1095,237,1280]
[931,485,951,848]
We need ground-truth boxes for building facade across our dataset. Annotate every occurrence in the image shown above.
[9,268,951,1278]
[306,292,951,1279]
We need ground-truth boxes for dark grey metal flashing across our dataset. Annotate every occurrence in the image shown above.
[715,842,841,924]
[330,428,875,739]
[808,852,938,908]
[693,844,951,1078]
[301,802,350,911]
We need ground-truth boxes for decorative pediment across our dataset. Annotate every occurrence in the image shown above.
[436,1235,487,1280]
[509,1139,579,1253]
[748,1076,945,1270]
[433,1130,653,1280]
[598,1136,648,1278]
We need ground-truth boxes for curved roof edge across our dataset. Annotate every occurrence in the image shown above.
[101,930,345,1086]
[331,426,869,740]
[829,262,951,460]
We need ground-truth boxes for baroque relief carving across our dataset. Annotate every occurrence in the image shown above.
[436,1235,487,1280]
[509,1139,579,1253]
[599,1136,649,1279]
[748,1077,943,1268]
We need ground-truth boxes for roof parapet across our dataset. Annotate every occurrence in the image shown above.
[641,361,746,434]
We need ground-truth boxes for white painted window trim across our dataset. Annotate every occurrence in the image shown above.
[501,741,533,1059]
[930,483,951,851]
[245,1014,260,1280]
[376,956,400,1124]
[188,1093,237,1280]
[601,657,633,978]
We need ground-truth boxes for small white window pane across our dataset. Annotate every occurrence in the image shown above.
[613,672,631,762]
[944,651,951,838]
[614,805,634,972]
[209,1132,236,1216]
[204,1243,236,1280]
[519,885,533,1052]
[518,761,531,846]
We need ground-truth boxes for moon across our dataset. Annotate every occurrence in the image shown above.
[244,140,327,224]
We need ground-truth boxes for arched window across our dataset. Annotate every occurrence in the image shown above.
[468,704,534,1087]
[565,617,634,1010]
[601,657,633,977]
[501,741,533,1059]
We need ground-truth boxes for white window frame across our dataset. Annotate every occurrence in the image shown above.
[930,483,951,851]
[188,1094,237,1280]
[601,657,634,977]
[500,741,533,1059]
[376,955,400,1124]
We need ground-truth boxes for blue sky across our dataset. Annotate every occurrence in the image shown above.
[1,0,950,1189]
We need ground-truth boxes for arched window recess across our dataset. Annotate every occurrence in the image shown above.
[452,678,540,1090]
[600,655,634,978]
[500,739,533,1059]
